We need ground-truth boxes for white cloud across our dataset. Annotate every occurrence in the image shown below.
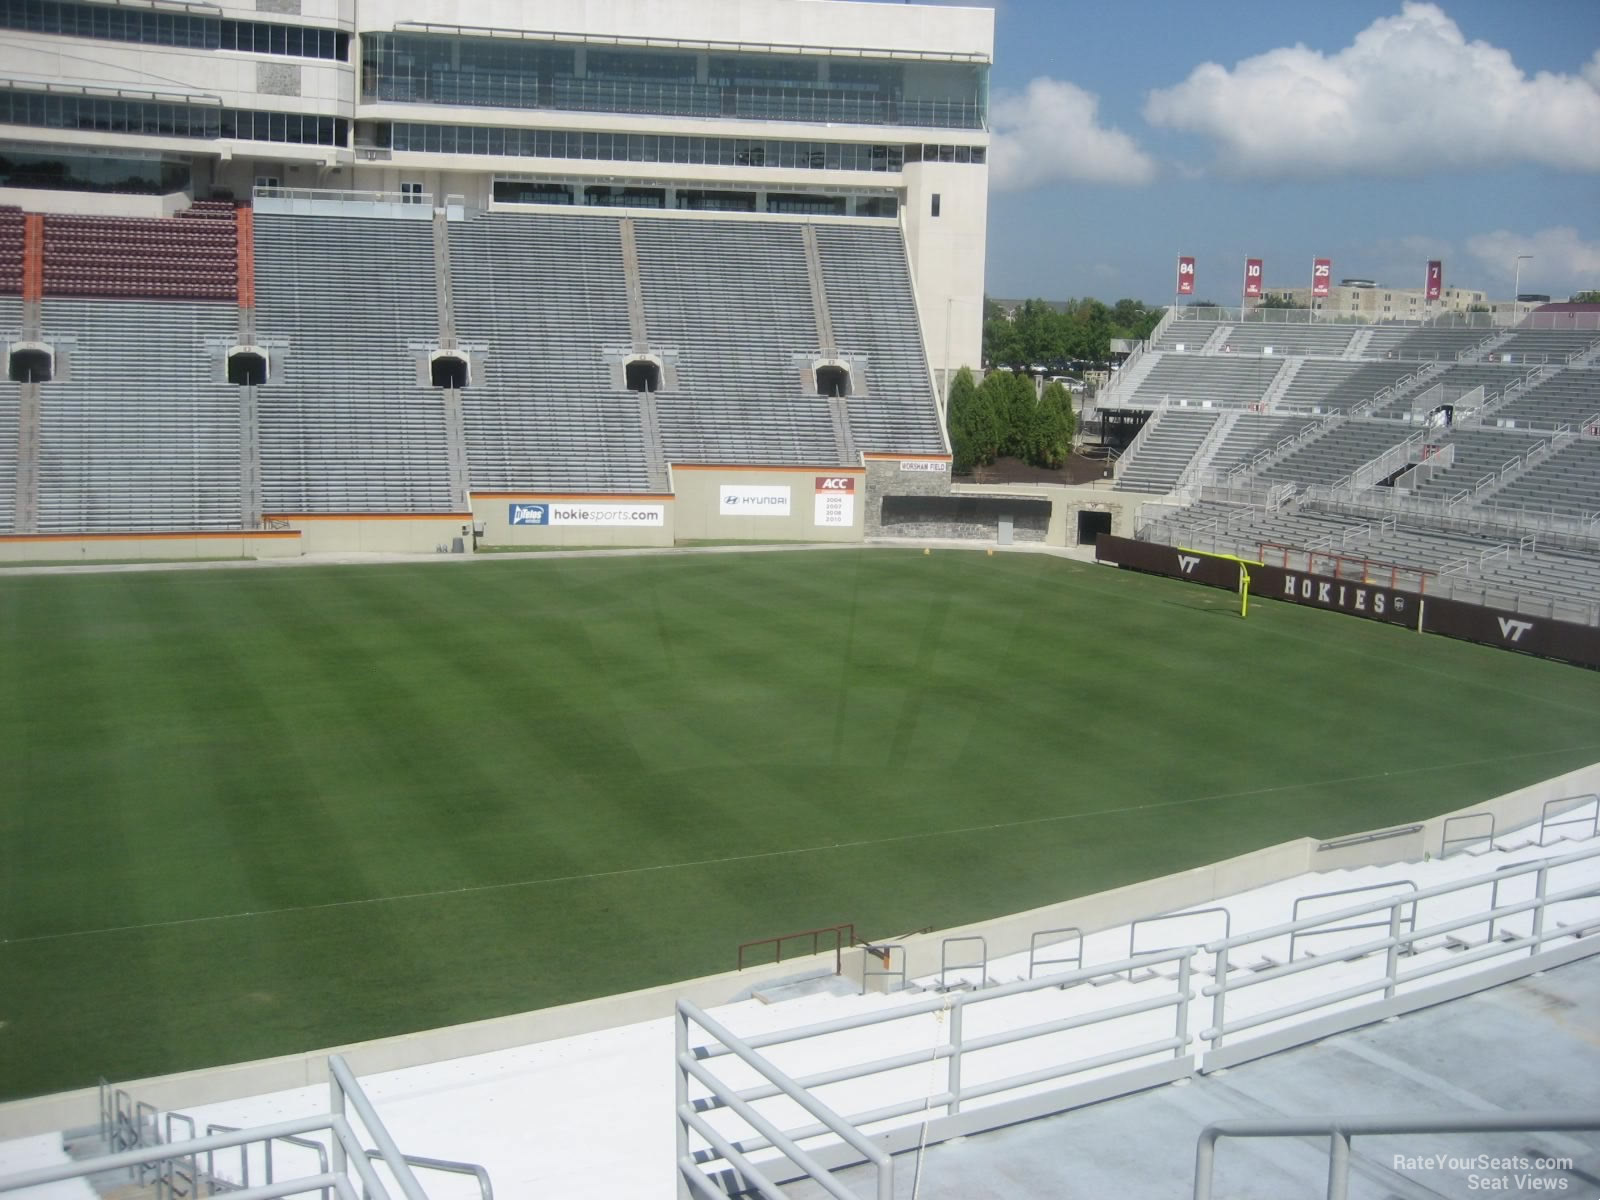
[1465,227,1600,294]
[989,77,1158,191]
[1144,3,1600,177]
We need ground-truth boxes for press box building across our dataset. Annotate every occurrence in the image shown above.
[0,0,993,381]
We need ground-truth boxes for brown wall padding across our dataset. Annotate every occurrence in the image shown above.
[1095,535,1600,669]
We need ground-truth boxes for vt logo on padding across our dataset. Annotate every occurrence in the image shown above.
[1497,617,1534,642]
[1177,555,1201,574]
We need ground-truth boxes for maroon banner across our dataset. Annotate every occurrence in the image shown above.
[1177,255,1196,295]
[1243,258,1263,299]
[1312,257,1332,298]
[1426,260,1442,301]
[1094,536,1600,669]
[1252,564,1417,628]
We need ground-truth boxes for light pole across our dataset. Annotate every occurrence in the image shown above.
[1513,254,1532,323]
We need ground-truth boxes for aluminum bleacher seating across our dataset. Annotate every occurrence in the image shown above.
[1216,322,1355,357]
[1492,329,1600,364]
[450,212,652,492]
[1206,412,1321,476]
[36,298,242,532]
[1405,427,1547,502]
[253,213,454,513]
[1490,368,1600,430]
[1125,354,1283,408]
[1149,319,1220,352]
[1363,325,1491,361]
[1486,439,1600,518]
[0,295,18,531]
[1366,363,1539,419]
[633,216,844,465]
[1276,359,1419,414]
[1113,408,1217,493]
[814,224,945,456]
[1253,419,1411,488]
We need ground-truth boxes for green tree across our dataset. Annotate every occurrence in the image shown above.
[1570,290,1600,304]
[946,366,997,474]
[1259,294,1307,309]
[1027,380,1077,468]
[976,368,1032,459]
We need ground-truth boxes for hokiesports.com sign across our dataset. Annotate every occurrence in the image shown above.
[508,502,664,527]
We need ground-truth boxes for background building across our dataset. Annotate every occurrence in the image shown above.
[0,0,993,377]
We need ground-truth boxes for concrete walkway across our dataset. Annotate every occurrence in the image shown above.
[788,955,1600,1199]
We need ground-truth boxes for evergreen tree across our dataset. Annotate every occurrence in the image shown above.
[1029,381,1077,468]
[947,366,997,473]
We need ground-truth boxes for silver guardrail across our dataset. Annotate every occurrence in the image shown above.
[2,1054,476,1200]
[1194,1110,1600,1200]
[675,844,1600,1196]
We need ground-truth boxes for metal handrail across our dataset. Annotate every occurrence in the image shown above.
[677,999,894,1200]
[205,1123,331,1199]
[1127,906,1230,980]
[1539,794,1599,845]
[1288,880,1417,962]
[939,935,987,991]
[1202,871,1600,1046]
[1441,811,1495,857]
[1029,927,1084,980]
[363,1150,494,1200]
[737,922,855,974]
[1204,843,1600,957]
[680,948,1196,1173]
[1194,1110,1600,1200]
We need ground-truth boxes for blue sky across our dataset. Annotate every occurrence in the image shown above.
[950,0,1600,304]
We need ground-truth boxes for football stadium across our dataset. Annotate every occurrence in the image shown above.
[1,0,1599,1196]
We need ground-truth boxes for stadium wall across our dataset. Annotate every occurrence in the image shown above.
[670,464,865,543]
[262,514,476,555]
[950,482,1140,544]
[1095,535,1600,669]
[0,531,301,563]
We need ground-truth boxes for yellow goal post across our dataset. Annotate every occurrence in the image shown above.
[1176,547,1265,618]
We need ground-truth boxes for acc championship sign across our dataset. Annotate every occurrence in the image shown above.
[508,502,664,527]
[814,475,856,527]
[719,485,791,516]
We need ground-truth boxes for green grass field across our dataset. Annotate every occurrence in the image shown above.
[3,549,1598,1101]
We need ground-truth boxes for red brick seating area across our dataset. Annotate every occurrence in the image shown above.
[42,201,238,301]
[0,206,22,294]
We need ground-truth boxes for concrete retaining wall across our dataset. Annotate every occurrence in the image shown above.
[0,531,302,563]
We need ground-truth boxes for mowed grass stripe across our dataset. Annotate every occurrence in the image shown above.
[2,550,1599,1098]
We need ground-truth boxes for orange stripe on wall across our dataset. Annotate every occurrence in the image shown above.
[863,453,951,462]
[0,530,300,543]
[670,463,864,473]
[472,493,675,501]
[261,512,475,521]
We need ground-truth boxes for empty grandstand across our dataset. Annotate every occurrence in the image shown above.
[1102,310,1600,627]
